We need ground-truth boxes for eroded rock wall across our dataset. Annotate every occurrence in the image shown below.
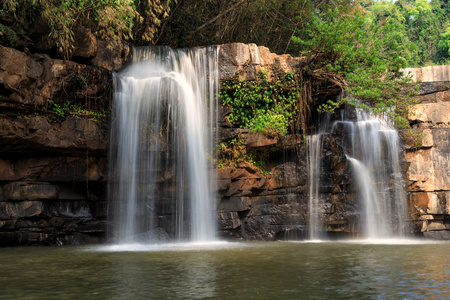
[216,133,356,241]
[2,42,444,245]
[0,45,111,245]
[403,66,450,239]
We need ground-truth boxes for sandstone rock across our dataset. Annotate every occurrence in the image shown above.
[0,158,15,179]
[408,102,450,124]
[427,192,450,215]
[0,156,107,182]
[427,220,450,231]
[246,133,278,148]
[218,43,304,80]
[423,230,450,239]
[270,162,307,190]
[219,43,250,67]
[410,192,431,211]
[0,45,112,107]
[421,129,433,147]
[218,127,238,141]
[436,90,450,102]
[402,65,450,82]
[404,149,435,191]
[257,46,274,66]
[217,169,231,191]
[218,212,241,230]
[218,197,252,212]
[48,201,92,218]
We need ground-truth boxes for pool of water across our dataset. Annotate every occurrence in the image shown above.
[1,239,449,299]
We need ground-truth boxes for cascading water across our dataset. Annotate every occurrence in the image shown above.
[109,46,219,243]
[306,115,330,240]
[306,134,322,240]
[333,108,407,239]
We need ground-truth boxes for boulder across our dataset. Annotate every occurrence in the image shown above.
[72,26,98,59]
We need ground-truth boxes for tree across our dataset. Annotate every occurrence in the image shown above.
[0,0,174,59]
[292,7,417,131]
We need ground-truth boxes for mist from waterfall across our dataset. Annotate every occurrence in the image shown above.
[109,46,219,243]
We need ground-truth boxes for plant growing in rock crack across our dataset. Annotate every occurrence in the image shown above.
[217,138,272,176]
[46,99,106,123]
[218,138,254,170]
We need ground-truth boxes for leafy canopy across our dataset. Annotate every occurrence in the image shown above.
[0,0,174,59]
[293,7,417,130]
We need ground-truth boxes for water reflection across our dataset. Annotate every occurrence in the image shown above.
[1,242,450,299]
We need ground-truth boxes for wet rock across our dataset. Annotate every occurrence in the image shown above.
[217,133,355,240]
[0,201,44,219]
[1,182,57,201]
[0,117,107,154]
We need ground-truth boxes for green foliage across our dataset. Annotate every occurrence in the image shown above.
[0,0,174,58]
[439,22,450,57]
[0,23,20,46]
[293,8,417,130]
[47,99,106,123]
[221,72,300,137]
[218,138,254,170]
[248,110,288,139]
[218,138,271,175]
[363,0,450,66]
[47,99,72,118]
[156,0,360,54]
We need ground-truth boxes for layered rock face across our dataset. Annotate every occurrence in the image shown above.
[216,132,356,240]
[403,66,450,239]
[2,41,447,245]
[0,45,113,245]
[218,43,307,81]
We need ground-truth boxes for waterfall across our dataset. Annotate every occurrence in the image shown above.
[334,108,407,238]
[109,46,219,243]
[306,135,322,240]
[306,114,329,240]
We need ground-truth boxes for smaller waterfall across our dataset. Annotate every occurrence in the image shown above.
[306,114,330,240]
[334,108,407,239]
[306,135,322,240]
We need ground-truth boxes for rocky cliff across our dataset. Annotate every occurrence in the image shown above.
[0,41,448,245]
[0,44,119,245]
[403,66,450,239]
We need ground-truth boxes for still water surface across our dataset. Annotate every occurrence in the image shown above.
[1,240,449,299]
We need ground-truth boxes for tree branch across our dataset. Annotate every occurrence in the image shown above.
[187,0,245,37]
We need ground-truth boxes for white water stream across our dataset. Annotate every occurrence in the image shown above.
[334,109,407,238]
[109,46,219,243]
[306,134,322,240]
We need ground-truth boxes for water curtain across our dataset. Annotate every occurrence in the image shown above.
[109,46,219,243]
